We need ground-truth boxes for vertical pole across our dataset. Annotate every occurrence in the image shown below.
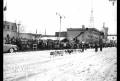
[3,1,7,32]
[18,24,19,38]
[17,23,20,38]
[4,1,7,21]
[59,16,62,44]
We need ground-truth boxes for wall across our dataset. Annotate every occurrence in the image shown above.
[67,28,84,41]
[77,30,101,43]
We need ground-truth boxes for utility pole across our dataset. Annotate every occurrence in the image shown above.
[56,12,65,44]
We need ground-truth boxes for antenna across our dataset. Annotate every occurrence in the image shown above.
[89,0,94,28]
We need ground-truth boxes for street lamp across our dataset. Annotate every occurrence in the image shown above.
[56,12,65,43]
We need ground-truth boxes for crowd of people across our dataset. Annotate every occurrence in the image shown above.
[3,36,117,52]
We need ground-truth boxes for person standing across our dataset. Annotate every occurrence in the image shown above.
[100,43,102,51]
[95,43,98,52]
[82,43,84,52]
[99,38,103,52]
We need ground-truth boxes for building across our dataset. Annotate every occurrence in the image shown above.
[67,28,85,41]
[102,26,108,41]
[55,31,67,37]
[3,21,43,41]
[3,21,17,39]
[67,26,104,43]
[76,28,104,43]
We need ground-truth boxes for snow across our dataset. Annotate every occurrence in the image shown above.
[3,47,117,81]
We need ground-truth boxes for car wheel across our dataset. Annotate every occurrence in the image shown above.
[9,48,14,53]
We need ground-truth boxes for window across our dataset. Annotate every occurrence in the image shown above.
[7,25,9,30]
[12,26,14,30]
[3,25,5,29]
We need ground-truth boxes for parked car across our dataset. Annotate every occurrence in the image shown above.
[3,44,18,53]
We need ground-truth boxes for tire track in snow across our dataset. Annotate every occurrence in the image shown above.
[46,51,116,81]
[15,52,97,81]
[4,48,117,81]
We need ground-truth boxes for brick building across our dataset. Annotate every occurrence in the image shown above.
[67,27,104,43]
[55,31,67,37]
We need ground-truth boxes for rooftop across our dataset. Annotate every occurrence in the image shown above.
[67,27,101,33]
[4,21,16,25]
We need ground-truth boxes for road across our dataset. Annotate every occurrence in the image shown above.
[3,47,117,81]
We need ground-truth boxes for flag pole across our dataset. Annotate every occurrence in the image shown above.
[4,1,7,21]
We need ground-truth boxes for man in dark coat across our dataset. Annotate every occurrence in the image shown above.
[100,44,102,51]
[99,38,103,52]
[82,43,84,52]
[95,43,98,52]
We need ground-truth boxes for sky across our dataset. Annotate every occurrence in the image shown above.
[4,0,117,35]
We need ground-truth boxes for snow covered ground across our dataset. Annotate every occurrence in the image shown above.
[3,47,117,81]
